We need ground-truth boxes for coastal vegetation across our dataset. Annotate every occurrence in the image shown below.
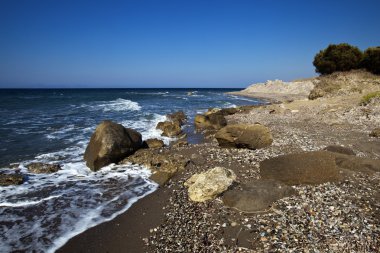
[313,43,380,75]
[360,90,380,105]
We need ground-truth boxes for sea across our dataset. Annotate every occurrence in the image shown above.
[0,88,263,253]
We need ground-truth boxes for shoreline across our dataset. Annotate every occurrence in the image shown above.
[55,74,380,251]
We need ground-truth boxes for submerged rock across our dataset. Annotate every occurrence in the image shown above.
[184,167,236,202]
[260,151,342,185]
[27,163,61,174]
[215,124,273,149]
[84,120,142,171]
[0,173,24,186]
[222,180,296,212]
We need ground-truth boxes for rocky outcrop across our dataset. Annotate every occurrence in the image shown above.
[215,124,273,149]
[27,163,61,174]
[84,120,142,171]
[194,108,239,130]
[156,111,187,137]
[167,111,187,126]
[323,145,355,155]
[184,167,236,202]
[0,173,24,186]
[143,138,164,149]
[370,128,380,137]
[222,180,296,213]
[122,149,190,186]
[156,121,182,137]
[260,151,342,185]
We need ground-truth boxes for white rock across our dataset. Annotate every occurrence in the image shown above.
[184,167,236,202]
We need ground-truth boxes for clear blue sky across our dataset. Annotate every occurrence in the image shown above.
[0,0,379,88]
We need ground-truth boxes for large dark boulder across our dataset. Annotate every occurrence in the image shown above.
[215,124,273,149]
[27,163,61,174]
[260,151,342,185]
[0,173,24,186]
[222,180,296,212]
[84,120,142,171]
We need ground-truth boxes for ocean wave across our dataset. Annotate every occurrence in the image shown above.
[0,161,157,253]
[120,113,172,145]
[0,195,61,207]
[98,98,141,112]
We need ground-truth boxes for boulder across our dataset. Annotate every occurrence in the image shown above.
[84,120,142,171]
[333,153,380,173]
[370,128,380,138]
[167,111,187,126]
[122,149,189,186]
[323,145,355,155]
[260,151,342,185]
[184,167,236,202]
[27,163,61,174]
[194,113,227,130]
[222,180,296,213]
[0,173,24,186]
[156,121,182,137]
[143,138,164,149]
[215,124,273,149]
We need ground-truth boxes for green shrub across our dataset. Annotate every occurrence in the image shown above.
[360,91,380,105]
[361,47,380,74]
[313,43,363,75]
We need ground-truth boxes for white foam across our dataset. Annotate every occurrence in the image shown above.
[98,98,141,111]
[0,161,157,253]
[120,113,172,145]
[0,195,61,207]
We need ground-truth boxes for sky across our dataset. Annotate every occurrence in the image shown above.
[0,0,379,88]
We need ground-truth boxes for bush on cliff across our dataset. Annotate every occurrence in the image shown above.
[361,47,380,75]
[313,43,363,75]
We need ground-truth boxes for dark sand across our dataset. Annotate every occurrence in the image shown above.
[57,187,170,253]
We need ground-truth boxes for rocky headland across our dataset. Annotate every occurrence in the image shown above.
[43,70,380,252]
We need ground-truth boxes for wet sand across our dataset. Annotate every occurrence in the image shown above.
[57,187,170,253]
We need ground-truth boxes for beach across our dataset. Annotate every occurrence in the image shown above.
[57,71,380,252]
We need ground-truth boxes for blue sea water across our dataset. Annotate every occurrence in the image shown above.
[0,88,263,252]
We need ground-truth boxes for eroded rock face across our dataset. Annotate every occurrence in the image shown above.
[0,173,24,186]
[222,180,296,213]
[122,149,189,186]
[215,124,273,149]
[143,138,164,149]
[84,120,142,171]
[184,167,236,202]
[260,151,342,185]
[27,163,61,174]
